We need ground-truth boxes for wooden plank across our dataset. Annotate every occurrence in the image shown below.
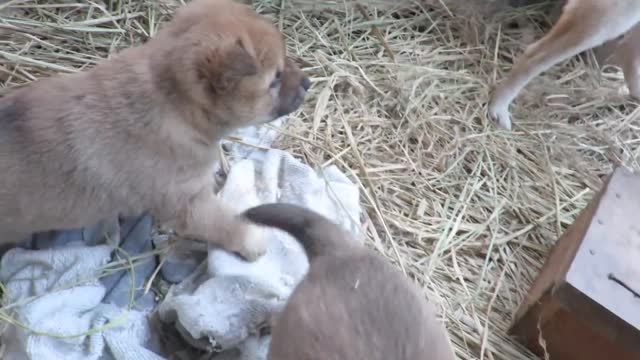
[510,167,640,359]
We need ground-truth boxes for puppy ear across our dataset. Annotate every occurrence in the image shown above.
[226,39,259,77]
[198,39,258,93]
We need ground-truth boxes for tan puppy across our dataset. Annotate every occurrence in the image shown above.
[242,203,456,360]
[489,0,640,129]
[0,0,310,260]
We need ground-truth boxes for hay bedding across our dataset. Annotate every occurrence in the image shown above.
[0,0,638,359]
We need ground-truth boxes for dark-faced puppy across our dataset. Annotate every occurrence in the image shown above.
[243,203,456,360]
[0,0,309,260]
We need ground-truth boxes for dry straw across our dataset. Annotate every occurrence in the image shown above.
[1,0,639,359]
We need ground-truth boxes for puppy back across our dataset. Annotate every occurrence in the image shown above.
[242,203,355,260]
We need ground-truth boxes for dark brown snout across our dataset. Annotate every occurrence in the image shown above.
[276,58,309,118]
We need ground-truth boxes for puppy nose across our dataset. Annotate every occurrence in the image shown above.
[300,77,311,91]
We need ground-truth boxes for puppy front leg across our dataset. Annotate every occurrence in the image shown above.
[619,23,640,99]
[489,3,639,129]
[167,187,267,262]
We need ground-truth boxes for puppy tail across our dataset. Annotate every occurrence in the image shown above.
[242,203,354,260]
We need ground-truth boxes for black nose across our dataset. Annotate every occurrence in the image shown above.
[300,77,311,91]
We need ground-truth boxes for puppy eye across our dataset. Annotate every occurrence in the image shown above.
[270,70,282,89]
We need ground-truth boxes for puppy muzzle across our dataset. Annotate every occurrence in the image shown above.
[276,84,308,118]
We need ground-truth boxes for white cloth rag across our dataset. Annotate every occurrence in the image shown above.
[0,121,362,360]
[0,244,164,360]
[157,149,362,358]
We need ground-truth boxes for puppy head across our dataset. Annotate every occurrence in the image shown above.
[154,0,309,130]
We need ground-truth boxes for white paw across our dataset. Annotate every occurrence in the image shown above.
[628,83,640,100]
[235,223,267,262]
[487,100,513,130]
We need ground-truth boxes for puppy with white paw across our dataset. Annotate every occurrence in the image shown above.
[0,0,310,260]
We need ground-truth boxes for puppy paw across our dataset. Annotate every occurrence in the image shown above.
[628,82,640,100]
[231,222,267,262]
[487,100,513,130]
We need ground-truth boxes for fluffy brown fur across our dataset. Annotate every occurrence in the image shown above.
[243,203,456,360]
[0,0,309,261]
